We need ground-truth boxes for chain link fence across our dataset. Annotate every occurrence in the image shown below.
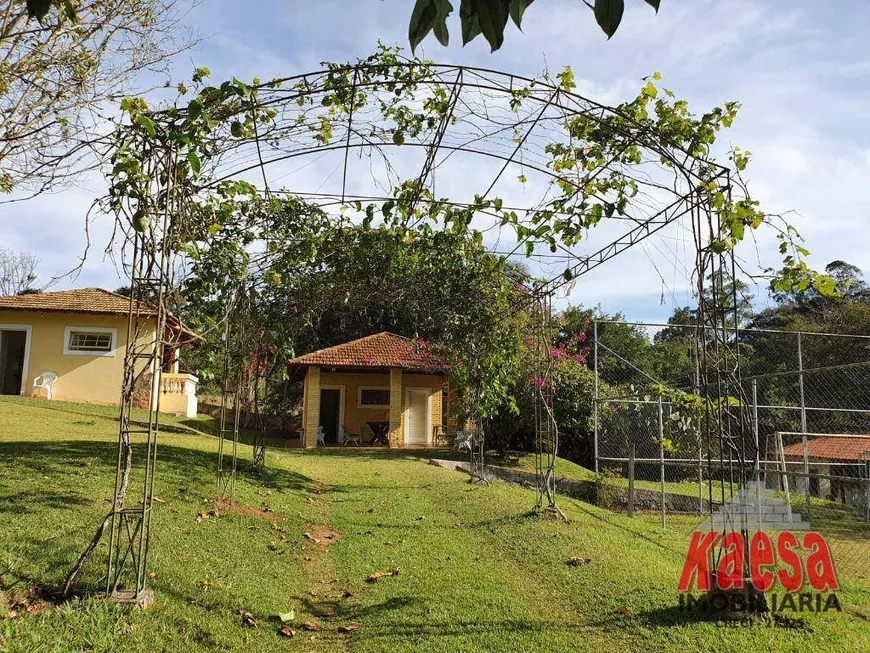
[593,321,870,591]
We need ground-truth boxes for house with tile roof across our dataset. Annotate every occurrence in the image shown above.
[288,332,449,448]
[0,288,200,416]
[781,434,870,509]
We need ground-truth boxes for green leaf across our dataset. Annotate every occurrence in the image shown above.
[26,0,51,22]
[644,0,661,12]
[642,81,658,98]
[594,0,624,39]
[231,121,244,137]
[409,0,438,52]
[63,1,77,22]
[187,150,201,177]
[459,0,482,44]
[134,114,157,137]
[433,0,454,46]
[509,0,534,29]
[473,0,510,52]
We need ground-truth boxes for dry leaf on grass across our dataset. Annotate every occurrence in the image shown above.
[566,557,592,567]
[153,497,167,504]
[278,610,295,623]
[618,605,629,615]
[301,621,318,631]
[238,610,258,628]
[339,622,361,632]
[366,568,401,583]
[278,625,295,638]
[303,532,320,543]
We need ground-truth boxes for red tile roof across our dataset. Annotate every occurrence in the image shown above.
[782,436,870,462]
[288,332,444,372]
[0,287,154,316]
[0,288,199,342]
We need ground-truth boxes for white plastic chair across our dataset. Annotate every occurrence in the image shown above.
[454,430,472,452]
[341,424,360,446]
[316,425,326,447]
[32,371,58,400]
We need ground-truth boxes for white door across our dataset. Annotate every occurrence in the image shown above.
[404,388,429,446]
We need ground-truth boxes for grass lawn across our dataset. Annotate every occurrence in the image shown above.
[500,452,737,502]
[1,397,869,652]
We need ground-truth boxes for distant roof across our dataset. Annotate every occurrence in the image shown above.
[0,288,199,342]
[0,287,154,316]
[288,332,444,372]
[782,436,870,463]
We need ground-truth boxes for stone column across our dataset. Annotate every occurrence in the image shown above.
[304,366,321,448]
[389,368,403,448]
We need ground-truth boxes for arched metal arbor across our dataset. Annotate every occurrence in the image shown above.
[66,53,751,601]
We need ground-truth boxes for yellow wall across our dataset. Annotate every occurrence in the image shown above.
[304,368,445,448]
[303,366,321,448]
[0,310,157,405]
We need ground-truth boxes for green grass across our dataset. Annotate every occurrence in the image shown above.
[1,397,869,652]
[499,452,734,501]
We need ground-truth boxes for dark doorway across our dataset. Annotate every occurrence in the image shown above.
[319,389,341,444]
[0,330,27,396]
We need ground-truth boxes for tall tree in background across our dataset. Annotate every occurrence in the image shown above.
[0,247,38,295]
[0,0,196,194]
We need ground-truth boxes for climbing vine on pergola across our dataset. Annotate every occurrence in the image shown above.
[68,45,823,598]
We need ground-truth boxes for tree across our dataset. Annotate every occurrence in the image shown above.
[0,247,39,295]
[1,0,195,193]
[408,0,661,53]
[824,261,868,301]
[769,260,869,309]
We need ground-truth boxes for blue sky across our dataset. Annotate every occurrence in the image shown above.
[3,0,870,324]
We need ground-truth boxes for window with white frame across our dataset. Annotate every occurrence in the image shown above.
[64,327,117,356]
[358,386,390,408]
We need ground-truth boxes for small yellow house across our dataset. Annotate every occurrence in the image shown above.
[0,288,200,417]
[289,332,448,448]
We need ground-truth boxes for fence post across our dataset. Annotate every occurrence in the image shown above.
[658,397,666,528]
[802,433,812,520]
[628,443,635,518]
[593,320,599,475]
[698,421,704,515]
[775,431,793,522]
[797,332,807,435]
[797,332,812,521]
[752,379,760,477]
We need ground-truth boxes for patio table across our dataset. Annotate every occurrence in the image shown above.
[367,421,390,445]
